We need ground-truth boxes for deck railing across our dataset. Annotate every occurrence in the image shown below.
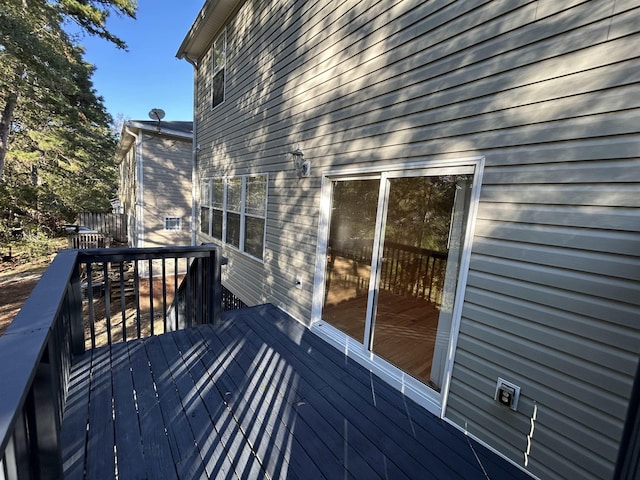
[0,244,224,479]
[328,239,448,306]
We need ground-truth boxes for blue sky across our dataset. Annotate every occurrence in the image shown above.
[71,1,204,123]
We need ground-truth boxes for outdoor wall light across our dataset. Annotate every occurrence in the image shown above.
[291,148,310,178]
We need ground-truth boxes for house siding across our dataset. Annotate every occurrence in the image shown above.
[447,143,639,480]
[191,1,640,479]
[119,146,138,246]
[140,132,193,248]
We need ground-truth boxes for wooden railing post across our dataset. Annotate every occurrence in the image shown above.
[30,342,63,479]
[68,265,84,356]
[209,247,223,325]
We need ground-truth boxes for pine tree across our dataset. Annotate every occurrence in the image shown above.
[0,0,136,233]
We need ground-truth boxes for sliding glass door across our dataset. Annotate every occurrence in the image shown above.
[321,167,474,392]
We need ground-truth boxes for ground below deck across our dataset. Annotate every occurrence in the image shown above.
[61,304,530,479]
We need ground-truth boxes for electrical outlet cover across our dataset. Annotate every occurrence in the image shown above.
[494,377,521,411]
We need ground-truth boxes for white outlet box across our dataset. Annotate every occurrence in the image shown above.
[295,276,303,289]
[495,377,521,411]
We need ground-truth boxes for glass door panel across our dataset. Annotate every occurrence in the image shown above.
[320,169,474,394]
[322,179,379,343]
[371,175,472,391]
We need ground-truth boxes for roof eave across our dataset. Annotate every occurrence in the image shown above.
[126,121,193,139]
[176,0,240,63]
[115,121,193,163]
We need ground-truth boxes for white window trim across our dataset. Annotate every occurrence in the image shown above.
[310,155,485,418]
[200,174,267,262]
[163,216,182,231]
[211,28,226,109]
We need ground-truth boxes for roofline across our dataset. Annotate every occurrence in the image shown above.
[176,0,240,63]
[125,120,193,140]
[115,120,193,163]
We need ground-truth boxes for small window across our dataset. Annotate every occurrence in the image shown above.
[164,217,182,231]
[211,29,226,108]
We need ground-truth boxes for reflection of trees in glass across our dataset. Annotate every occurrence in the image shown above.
[326,175,470,307]
[212,179,224,209]
[245,175,266,216]
[329,179,379,245]
[386,176,461,252]
[212,30,226,107]
[227,178,242,211]
[329,176,465,251]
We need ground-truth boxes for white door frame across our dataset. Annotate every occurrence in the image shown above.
[310,156,485,417]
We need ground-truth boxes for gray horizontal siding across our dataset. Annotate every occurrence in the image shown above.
[142,134,193,247]
[192,0,640,478]
[198,1,638,162]
[474,220,640,256]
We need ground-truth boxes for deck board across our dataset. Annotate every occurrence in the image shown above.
[224,314,405,479]
[243,307,465,479]
[184,327,312,480]
[85,347,115,480]
[146,334,207,479]
[111,342,146,480]
[61,304,531,480]
[208,321,370,480]
[127,339,178,479]
[61,350,92,480]
[254,306,479,477]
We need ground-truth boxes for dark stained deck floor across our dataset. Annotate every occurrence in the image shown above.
[61,304,530,480]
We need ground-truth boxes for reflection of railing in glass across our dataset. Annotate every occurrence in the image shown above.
[327,239,447,308]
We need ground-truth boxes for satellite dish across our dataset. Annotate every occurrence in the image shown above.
[148,108,165,122]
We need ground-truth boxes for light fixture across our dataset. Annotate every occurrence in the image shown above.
[291,148,310,177]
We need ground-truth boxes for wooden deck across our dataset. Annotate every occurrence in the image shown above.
[61,304,530,480]
[323,290,441,385]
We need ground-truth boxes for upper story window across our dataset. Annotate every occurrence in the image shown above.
[211,29,226,109]
[200,175,267,260]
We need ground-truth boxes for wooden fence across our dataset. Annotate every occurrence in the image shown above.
[76,212,127,243]
[67,232,109,249]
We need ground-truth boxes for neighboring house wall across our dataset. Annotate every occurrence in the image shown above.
[117,121,193,250]
[119,144,138,247]
[140,132,193,248]
[182,1,639,479]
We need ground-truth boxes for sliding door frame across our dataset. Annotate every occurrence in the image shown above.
[311,156,485,416]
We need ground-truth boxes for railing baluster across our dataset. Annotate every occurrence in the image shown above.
[185,258,192,329]
[86,263,96,351]
[173,258,179,331]
[149,259,154,337]
[12,411,30,478]
[103,262,112,346]
[69,266,84,356]
[3,431,19,479]
[119,262,126,342]
[27,342,63,478]
[211,248,222,324]
[162,259,167,334]
[134,261,141,339]
[196,257,203,325]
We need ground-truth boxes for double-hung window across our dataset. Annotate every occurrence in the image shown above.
[211,29,226,108]
[200,175,267,260]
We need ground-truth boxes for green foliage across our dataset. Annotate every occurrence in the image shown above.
[0,232,67,264]
[0,0,137,232]
[329,175,466,252]
[21,230,57,259]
